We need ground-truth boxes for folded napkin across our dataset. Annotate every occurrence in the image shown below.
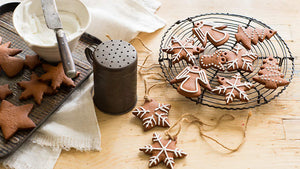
[1,0,165,169]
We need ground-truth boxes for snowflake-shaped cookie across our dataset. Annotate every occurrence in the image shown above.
[140,133,187,169]
[222,44,258,72]
[212,73,253,104]
[132,99,170,130]
[162,36,203,65]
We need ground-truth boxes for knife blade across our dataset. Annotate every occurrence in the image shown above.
[41,0,77,78]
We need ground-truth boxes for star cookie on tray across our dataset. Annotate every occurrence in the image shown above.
[212,73,253,104]
[132,99,171,131]
[0,36,23,77]
[140,133,187,169]
[40,62,78,90]
[18,73,57,105]
[0,100,36,140]
[0,84,12,100]
[162,36,204,65]
[24,54,41,70]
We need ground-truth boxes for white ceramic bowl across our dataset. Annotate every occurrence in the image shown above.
[13,0,91,62]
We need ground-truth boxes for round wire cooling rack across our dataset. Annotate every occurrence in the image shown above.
[158,13,294,110]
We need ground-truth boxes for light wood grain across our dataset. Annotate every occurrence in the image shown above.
[9,0,300,169]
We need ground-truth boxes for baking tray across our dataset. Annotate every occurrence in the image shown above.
[0,2,100,158]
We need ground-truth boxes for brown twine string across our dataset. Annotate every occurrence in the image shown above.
[165,111,252,153]
[129,37,161,74]
[105,34,112,40]
[143,79,168,102]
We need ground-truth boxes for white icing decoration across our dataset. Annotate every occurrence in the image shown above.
[139,133,187,169]
[212,73,252,104]
[132,107,150,118]
[174,66,209,94]
[164,37,197,64]
[154,103,170,113]
[200,50,225,70]
[241,27,266,41]
[193,21,228,46]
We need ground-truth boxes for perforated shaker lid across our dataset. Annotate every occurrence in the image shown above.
[94,40,137,70]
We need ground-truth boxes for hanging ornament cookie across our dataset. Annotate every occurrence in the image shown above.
[235,25,276,50]
[199,50,227,71]
[140,133,187,169]
[162,37,203,65]
[212,73,253,104]
[222,44,258,72]
[132,99,171,130]
[253,56,289,89]
[170,66,212,98]
[0,84,12,100]
[192,21,229,47]
[0,36,23,77]
[0,100,36,140]
[18,73,57,104]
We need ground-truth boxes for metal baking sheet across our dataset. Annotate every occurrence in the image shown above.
[0,2,99,158]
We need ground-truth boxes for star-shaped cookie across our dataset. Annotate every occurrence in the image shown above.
[0,84,12,100]
[0,100,36,140]
[0,37,23,77]
[39,63,76,90]
[24,55,41,70]
[140,133,187,169]
[18,73,57,104]
[132,99,171,130]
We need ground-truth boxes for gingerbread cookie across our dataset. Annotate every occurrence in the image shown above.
[162,37,203,65]
[170,66,212,98]
[199,50,227,71]
[253,56,289,89]
[132,99,170,131]
[0,100,36,140]
[0,37,23,77]
[24,55,41,70]
[212,73,253,104]
[18,73,57,104]
[39,63,77,90]
[192,21,229,47]
[222,44,258,72]
[140,133,187,169]
[235,25,276,50]
[0,84,12,100]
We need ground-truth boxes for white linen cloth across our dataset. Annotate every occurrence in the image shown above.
[0,0,165,169]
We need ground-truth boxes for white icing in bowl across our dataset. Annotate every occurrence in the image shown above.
[13,0,91,62]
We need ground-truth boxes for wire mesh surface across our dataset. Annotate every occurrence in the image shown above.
[0,2,97,158]
[159,13,294,110]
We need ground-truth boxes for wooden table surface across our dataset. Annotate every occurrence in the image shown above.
[54,0,300,168]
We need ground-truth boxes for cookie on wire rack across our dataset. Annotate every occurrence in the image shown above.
[162,36,203,65]
[212,73,253,105]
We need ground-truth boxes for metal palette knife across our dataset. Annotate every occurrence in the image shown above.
[41,0,76,78]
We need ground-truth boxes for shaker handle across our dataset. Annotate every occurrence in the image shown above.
[85,47,94,65]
